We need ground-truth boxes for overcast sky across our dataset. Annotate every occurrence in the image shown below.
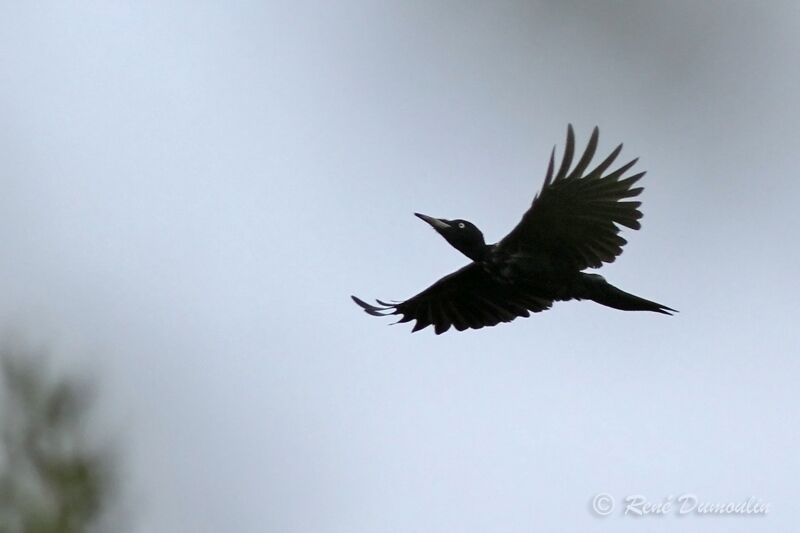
[1,1,799,532]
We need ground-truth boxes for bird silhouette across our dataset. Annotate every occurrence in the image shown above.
[352,125,676,334]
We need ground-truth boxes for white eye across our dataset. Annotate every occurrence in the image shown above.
[458,222,465,229]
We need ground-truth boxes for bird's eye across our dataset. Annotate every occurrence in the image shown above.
[458,222,465,229]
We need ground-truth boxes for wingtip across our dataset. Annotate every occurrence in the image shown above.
[566,125,600,180]
[351,294,371,311]
[544,145,556,185]
[351,295,394,316]
[554,126,576,181]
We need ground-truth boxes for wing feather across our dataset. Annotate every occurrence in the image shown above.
[499,126,646,270]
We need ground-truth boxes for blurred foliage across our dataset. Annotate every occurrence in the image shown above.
[0,352,113,533]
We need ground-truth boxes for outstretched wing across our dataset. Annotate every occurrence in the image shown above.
[498,125,645,271]
[352,263,552,334]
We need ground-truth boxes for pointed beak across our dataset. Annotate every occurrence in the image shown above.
[415,213,450,230]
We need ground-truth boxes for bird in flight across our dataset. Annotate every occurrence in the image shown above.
[352,125,676,334]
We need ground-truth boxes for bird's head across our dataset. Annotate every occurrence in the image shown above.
[415,213,488,262]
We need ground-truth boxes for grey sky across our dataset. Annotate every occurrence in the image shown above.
[1,1,798,531]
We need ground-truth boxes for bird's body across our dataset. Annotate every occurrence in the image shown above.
[353,126,676,334]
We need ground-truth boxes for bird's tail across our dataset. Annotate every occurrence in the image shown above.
[577,273,677,315]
